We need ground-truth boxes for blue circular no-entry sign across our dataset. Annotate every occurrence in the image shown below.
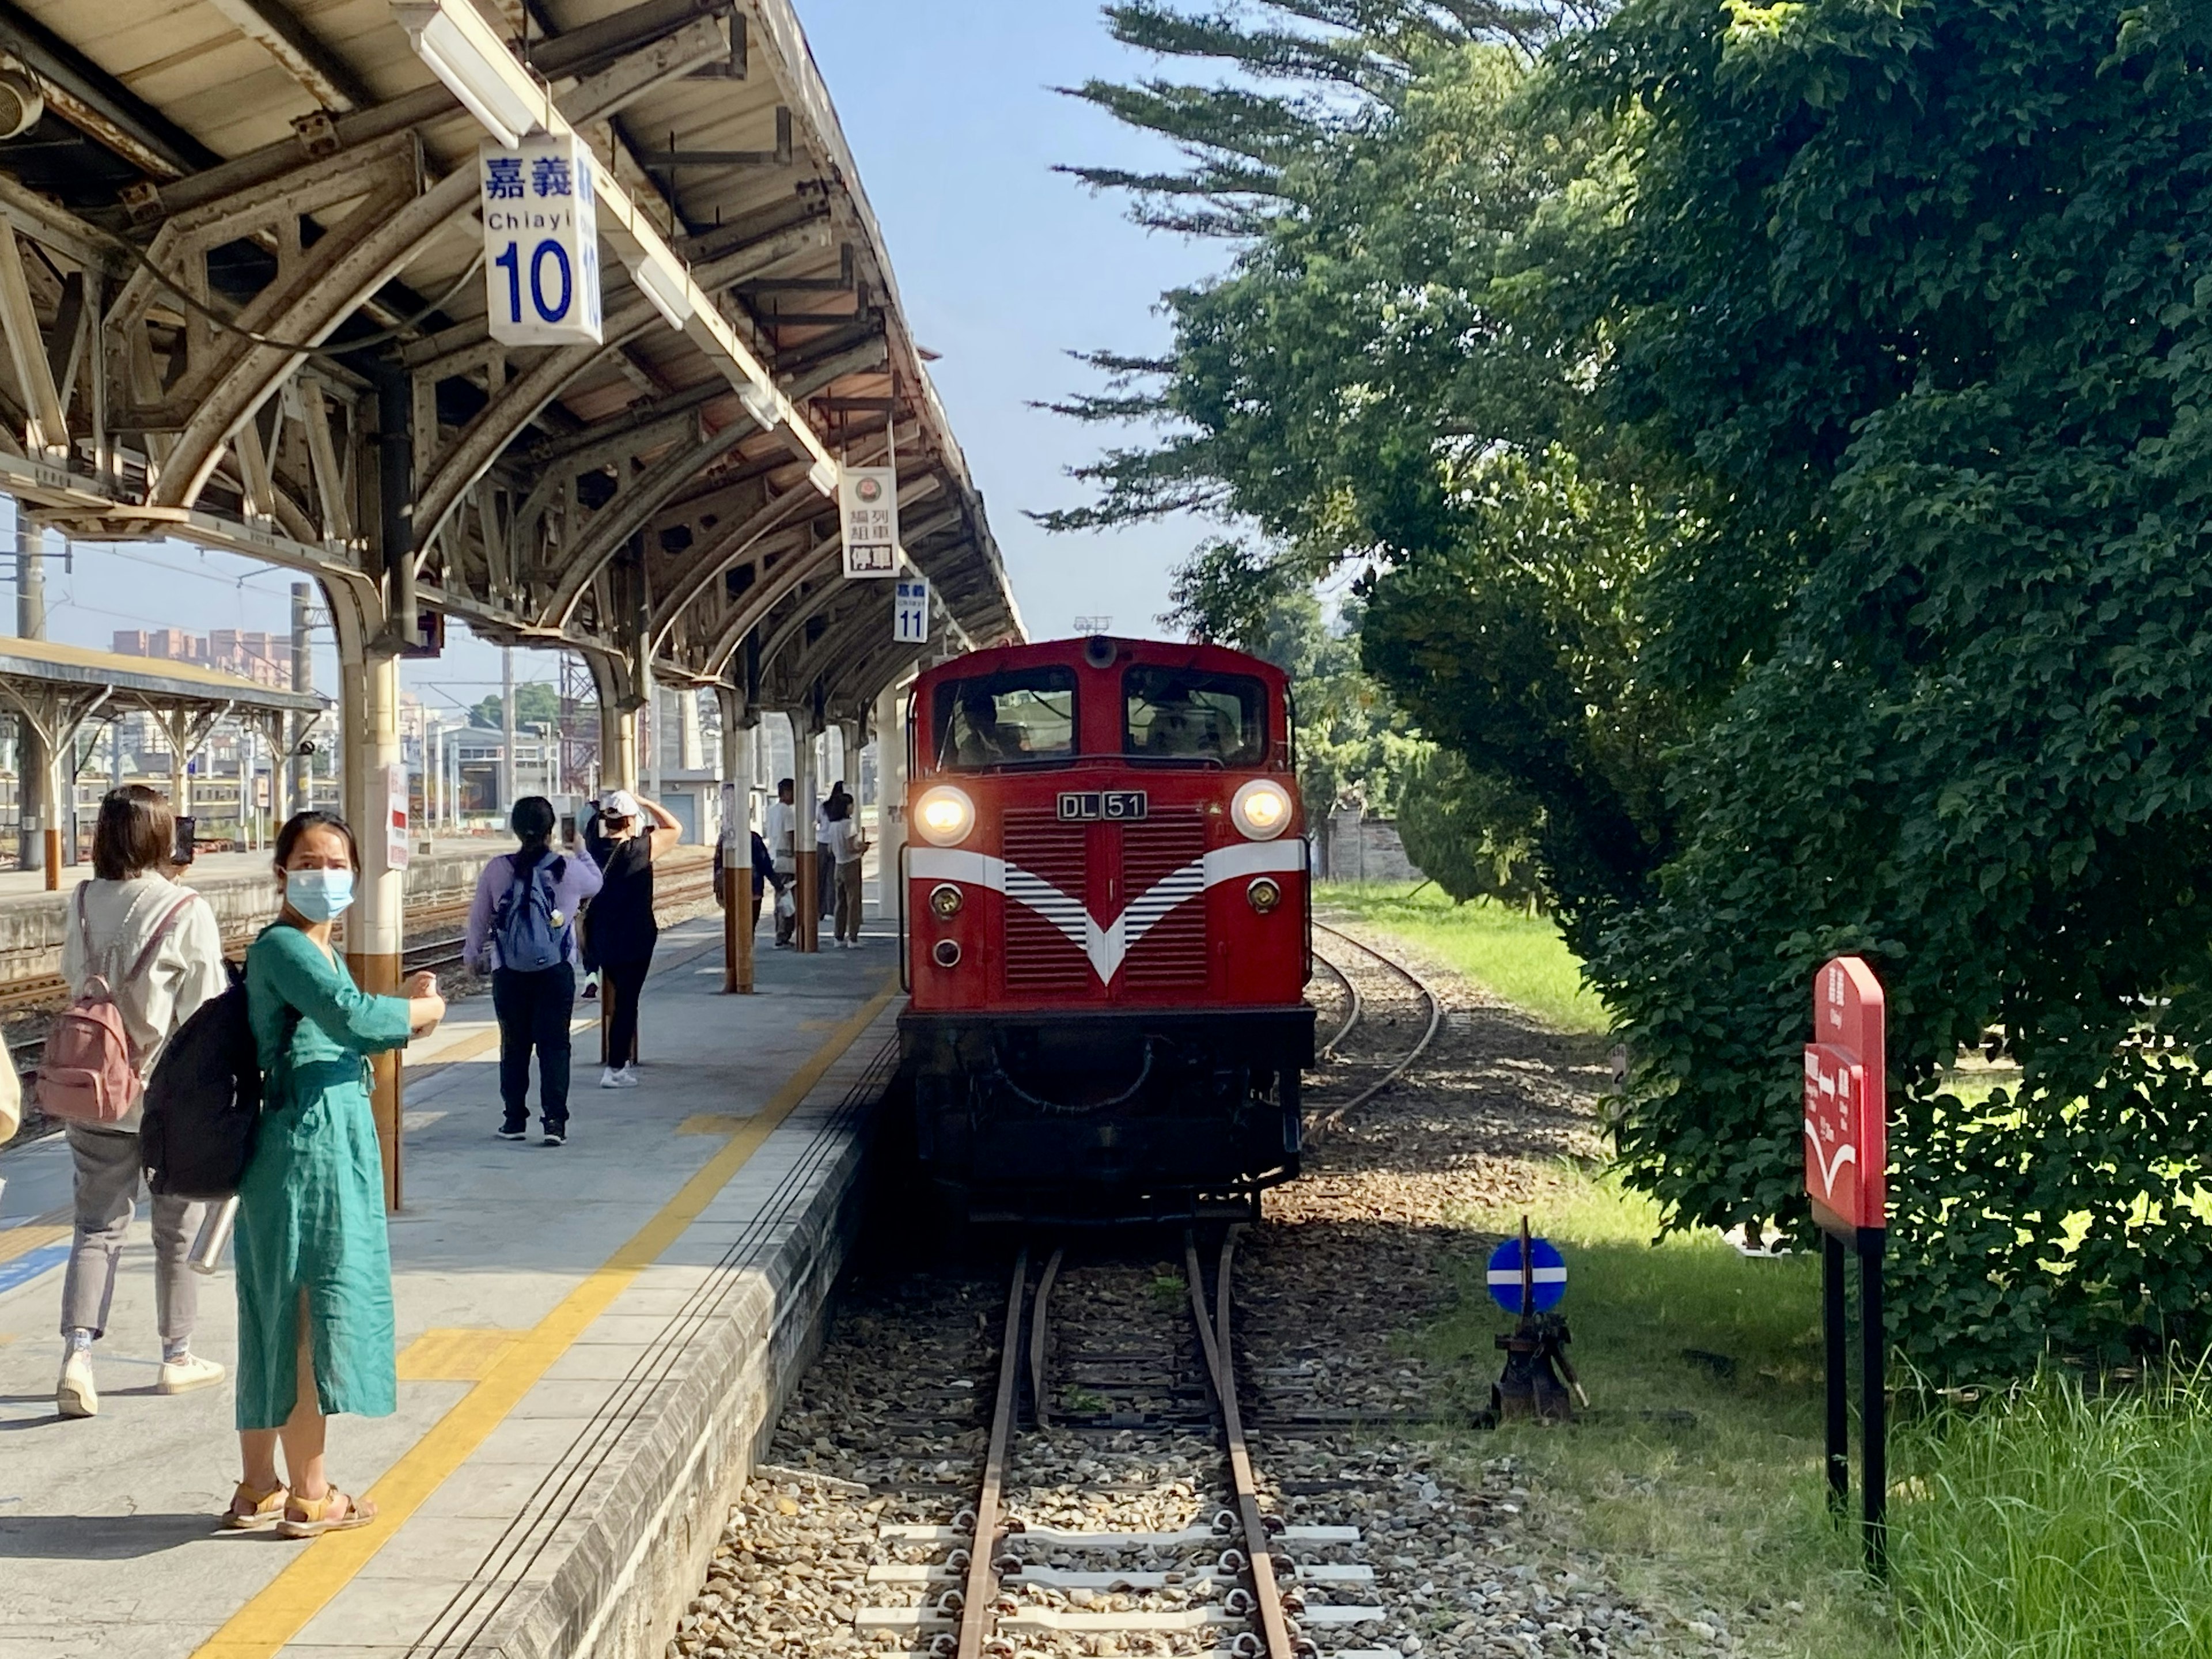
[1487,1235,1567,1315]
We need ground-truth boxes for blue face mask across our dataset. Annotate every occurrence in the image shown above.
[286,867,355,922]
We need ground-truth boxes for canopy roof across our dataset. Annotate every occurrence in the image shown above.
[0,0,1018,724]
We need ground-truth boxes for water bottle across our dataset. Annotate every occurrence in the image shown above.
[189,1196,238,1275]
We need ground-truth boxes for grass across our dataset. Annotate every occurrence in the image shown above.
[1339,887,2212,1658]
[1890,1376,2212,1658]
[1315,880,1610,1033]
[1425,1169,1892,1657]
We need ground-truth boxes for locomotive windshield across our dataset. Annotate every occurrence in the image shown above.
[1123,667,1268,766]
[933,668,1078,768]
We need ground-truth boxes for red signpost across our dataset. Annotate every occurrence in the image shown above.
[1804,955,1888,1572]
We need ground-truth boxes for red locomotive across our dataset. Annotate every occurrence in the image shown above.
[897,634,1315,1223]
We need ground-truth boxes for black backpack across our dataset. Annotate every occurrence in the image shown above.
[141,963,272,1200]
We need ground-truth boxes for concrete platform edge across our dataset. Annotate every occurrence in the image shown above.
[470,1005,900,1659]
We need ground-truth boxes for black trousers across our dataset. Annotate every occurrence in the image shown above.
[493,963,575,1128]
[602,956,651,1069]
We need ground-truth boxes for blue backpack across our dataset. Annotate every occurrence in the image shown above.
[493,854,568,972]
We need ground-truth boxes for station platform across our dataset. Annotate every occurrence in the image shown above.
[0,912,902,1659]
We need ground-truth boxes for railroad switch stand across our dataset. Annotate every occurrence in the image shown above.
[1489,1217,1586,1423]
[1493,1312,1580,1423]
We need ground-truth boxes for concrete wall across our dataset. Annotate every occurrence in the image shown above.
[1320,809,1421,884]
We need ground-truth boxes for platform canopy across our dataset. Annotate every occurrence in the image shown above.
[0,0,1021,730]
[0,634,321,715]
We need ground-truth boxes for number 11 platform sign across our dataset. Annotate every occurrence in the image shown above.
[1805,955,1888,1573]
[480,133,602,347]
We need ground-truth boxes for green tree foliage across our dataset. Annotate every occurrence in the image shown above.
[1050,5,1680,934]
[1065,0,2212,1372]
[1395,747,1546,905]
[1162,541,1423,814]
[470,681,562,732]
[1553,0,2212,1372]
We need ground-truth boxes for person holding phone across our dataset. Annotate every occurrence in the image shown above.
[581,790,680,1087]
[225,810,445,1537]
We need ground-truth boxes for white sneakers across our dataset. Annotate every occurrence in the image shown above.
[56,1350,96,1418]
[58,1347,228,1415]
[159,1353,226,1395]
[600,1065,639,1089]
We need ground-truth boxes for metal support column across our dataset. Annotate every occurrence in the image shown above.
[290,581,314,815]
[338,610,405,1211]
[714,682,755,993]
[871,681,908,921]
[791,709,819,953]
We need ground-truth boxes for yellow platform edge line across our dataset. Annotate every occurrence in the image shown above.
[191,975,899,1659]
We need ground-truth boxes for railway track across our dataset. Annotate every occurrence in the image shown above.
[1,861,715,1071]
[1306,919,1442,1138]
[857,1233,1393,1659]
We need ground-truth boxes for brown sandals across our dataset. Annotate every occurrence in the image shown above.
[222,1480,289,1531]
[275,1486,378,1539]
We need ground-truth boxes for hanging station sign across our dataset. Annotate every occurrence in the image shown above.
[480,132,602,347]
[840,465,899,577]
[894,576,930,644]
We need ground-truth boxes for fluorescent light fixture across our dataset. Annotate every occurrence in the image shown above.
[627,251,692,329]
[739,380,780,428]
[807,457,837,497]
[394,0,546,147]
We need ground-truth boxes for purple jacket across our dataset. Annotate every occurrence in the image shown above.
[464,849,605,971]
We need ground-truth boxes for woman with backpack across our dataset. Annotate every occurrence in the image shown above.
[581,789,680,1089]
[51,785,228,1419]
[464,796,602,1145]
[227,810,445,1537]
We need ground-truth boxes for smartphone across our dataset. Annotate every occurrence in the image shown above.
[172,815,196,867]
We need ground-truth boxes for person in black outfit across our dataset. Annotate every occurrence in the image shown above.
[582,788,681,1088]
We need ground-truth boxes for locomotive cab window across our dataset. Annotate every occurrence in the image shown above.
[1123,667,1268,766]
[933,668,1078,769]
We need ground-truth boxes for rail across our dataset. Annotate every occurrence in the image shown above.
[1308,919,1442,1137]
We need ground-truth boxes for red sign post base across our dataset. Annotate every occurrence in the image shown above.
[1806,956,1889,1576]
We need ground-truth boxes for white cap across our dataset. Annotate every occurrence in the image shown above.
[601,789,640,819]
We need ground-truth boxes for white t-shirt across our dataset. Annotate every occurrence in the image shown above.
[828,818,865,868]
[764,800,796,868]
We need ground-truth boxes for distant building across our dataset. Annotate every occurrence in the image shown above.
[111,627,288,688]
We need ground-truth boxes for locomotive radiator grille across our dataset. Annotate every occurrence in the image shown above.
[1002,809,1092,992]
[1122,813,1210,991]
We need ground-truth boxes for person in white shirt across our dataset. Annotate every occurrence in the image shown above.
[825,793,869,947]
[763,778,798,948]
[55,785,229,1417]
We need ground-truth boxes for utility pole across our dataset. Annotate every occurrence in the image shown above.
[16,509,43,872]
[290,582,313,814]
[500,646,516,813]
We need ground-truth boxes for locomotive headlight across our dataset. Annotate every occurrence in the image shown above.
[1230,779,1292,840]
[929,882,964,920]
[915,785,976,847]
[1247,877,1283,914]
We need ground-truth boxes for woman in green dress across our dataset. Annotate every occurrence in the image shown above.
[225,811,445,1538]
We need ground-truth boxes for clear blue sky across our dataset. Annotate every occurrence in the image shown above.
[6,0,1213,704]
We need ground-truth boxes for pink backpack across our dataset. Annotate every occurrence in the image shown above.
[36,888,197,1125]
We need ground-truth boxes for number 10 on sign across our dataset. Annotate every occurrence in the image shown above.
[480,134,603,347]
